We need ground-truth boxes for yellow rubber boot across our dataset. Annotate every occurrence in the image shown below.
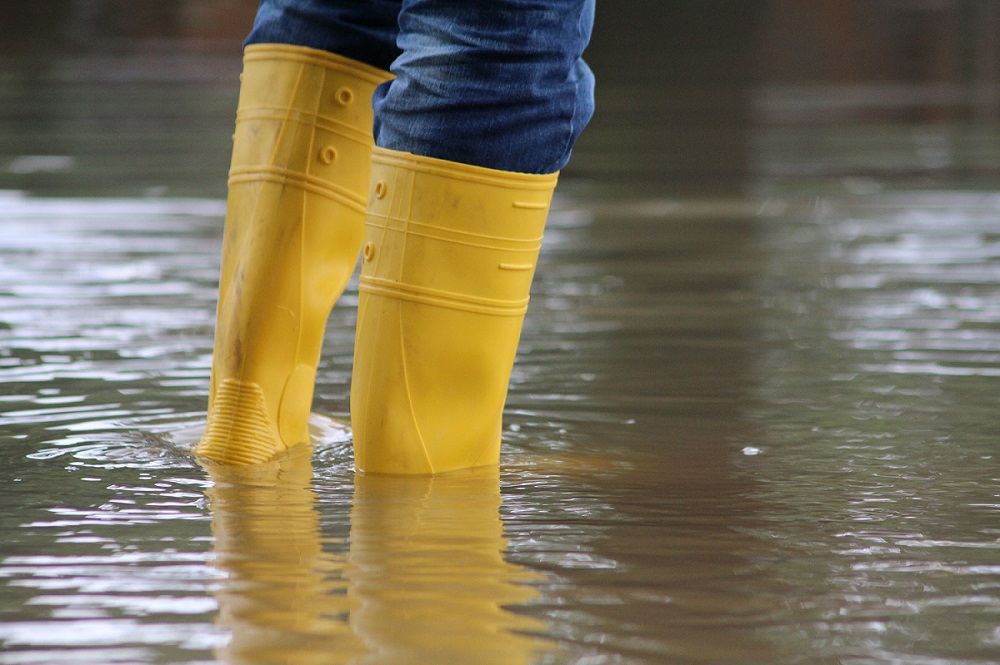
[351,148,558,474]
[196,44,391,465]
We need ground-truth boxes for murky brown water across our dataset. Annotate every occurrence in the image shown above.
[2,48,1000,664]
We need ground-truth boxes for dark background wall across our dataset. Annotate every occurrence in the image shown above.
[1,1,997,197]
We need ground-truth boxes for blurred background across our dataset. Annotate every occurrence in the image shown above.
[2,0,998,199]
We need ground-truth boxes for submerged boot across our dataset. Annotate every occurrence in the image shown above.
[196,44,391,465]
[351,148,558,474]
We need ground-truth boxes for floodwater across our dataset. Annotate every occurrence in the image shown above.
[2,50,1000,665]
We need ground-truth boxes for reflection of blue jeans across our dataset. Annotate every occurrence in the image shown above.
[246,0,595,174]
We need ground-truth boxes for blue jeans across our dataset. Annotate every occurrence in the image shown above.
[245,0,595,174]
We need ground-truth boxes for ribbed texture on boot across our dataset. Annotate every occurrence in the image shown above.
[200,379,278,465]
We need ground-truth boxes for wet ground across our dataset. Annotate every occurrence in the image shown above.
[2,47,1000,664]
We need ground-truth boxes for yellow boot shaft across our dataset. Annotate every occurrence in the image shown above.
[197,45,391,465]
[351,148,558,474]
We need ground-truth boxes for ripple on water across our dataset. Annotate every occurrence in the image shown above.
[0,198,226,664]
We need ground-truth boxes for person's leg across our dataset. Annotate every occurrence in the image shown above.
[372,0,595,174]
[351,0,596,473]
[245,0,401,71]
[195,3,398,465]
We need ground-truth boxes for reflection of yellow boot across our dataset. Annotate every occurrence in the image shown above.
[351,148,558,474]
[196,45,391,465]
[204,447,364,664]
[349,468,551,662]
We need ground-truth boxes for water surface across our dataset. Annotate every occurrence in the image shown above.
[1,188,999,663]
